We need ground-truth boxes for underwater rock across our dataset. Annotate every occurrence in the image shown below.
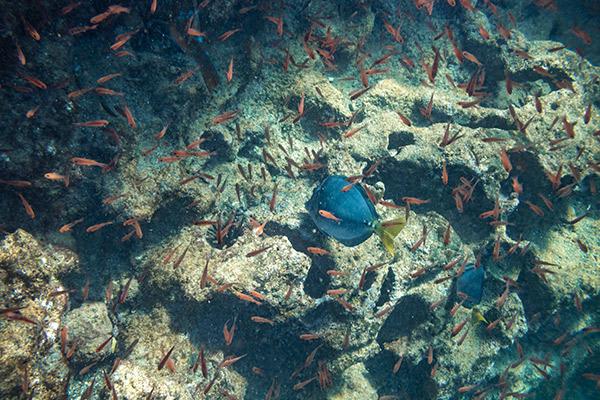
[139,227,314,318]
[0,0,599,399]
[0,230,77,399]
[328,362,378,400]
[63,302,113,365]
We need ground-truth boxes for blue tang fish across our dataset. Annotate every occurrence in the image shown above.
[456,265,485,308]
[306,175,405,255]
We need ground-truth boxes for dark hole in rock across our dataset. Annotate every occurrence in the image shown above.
[504,150,567,241]
[201,130,233,165]
[375,267,395,307]
[377,294,429,343]
[143,195,201,246]
[372,157,494,243]
[264,216,333,299]
[303,257,334,299]
[361,268,378,292]
[364,350,439,400]
[303,299,351,326]
[144,282,335,400]
[388,131,416,149]
[516,265,556,323]
[264,215,327,253]
[238,129,265,160]
[206,208,245,249]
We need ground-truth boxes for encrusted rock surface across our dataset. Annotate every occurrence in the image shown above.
[0,0,598,399]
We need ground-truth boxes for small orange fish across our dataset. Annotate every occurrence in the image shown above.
[21,16,40,41]
[68,25,99,36]
[396,112,412,126]
[44,172,69,186]
[524,201,544,217]
[122,105,136,128]
[512,176,523,195]
[59,218,84,233]
[174,69,196,85]
[95,87,123,96]
[226,57,234,82]
[17,193,35,219]
[26,106,39,119]
[187,28,207,37]
[219,354,246,369]
[246,245,273,257]
[249,218,267,236]
[318,209,342,222]
[110,36,132,51]
[90,11,112,24]
[73,120,109,128]
[218,28,241,41]
[478,25,490,40]
[584,104,592,124]
[250,316,274,325]
[22,75,47,90]
[223,318,236,345]
[306,246,330,256]
[15,41,26,65]
[499,149,512,173]
[0,179,32,188]
[264,16,283,36]
[158,345,175,371]
[71,157,108,168]
[462,51,482,66]
[402,197,430,205]
[326,289,348,296]
[150,0,157,14]
[570,26,592,45]
[497,23,512,40]
[534,95,543,113]
[114,50,133,58]
[68,87,93,99]
[233,291,262,305]
[86,221,114,233]
[96,72,123,84]
[212,110,239,125]
[298,92,305,115]
[154,123,169,140]
[441,160,448,185]
[61,2,82,15]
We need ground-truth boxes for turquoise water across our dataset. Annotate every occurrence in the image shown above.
[0,1,599,399]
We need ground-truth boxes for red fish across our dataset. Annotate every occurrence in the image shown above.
[478,25,490,40]
[212,110,239,125]
[71,157,108,168]
[318,209,342,222]
[226,57,234,82]
[86,221,114,233]
[265,16,284,36]
[122,105,136,128]
[17,193,35,219]
[307,247,330,255]
[218,28,241,41]
[73,120,109,128]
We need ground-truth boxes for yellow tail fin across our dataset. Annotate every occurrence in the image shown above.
[375,217,406,255]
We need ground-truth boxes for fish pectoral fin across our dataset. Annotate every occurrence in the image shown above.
[375,217,406,255]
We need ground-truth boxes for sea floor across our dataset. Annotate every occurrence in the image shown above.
[0,1,599,399]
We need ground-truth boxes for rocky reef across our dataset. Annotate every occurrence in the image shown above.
[1,0,599,399]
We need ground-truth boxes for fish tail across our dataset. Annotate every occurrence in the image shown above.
[374,216,406,255]
[471,308,488,324]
